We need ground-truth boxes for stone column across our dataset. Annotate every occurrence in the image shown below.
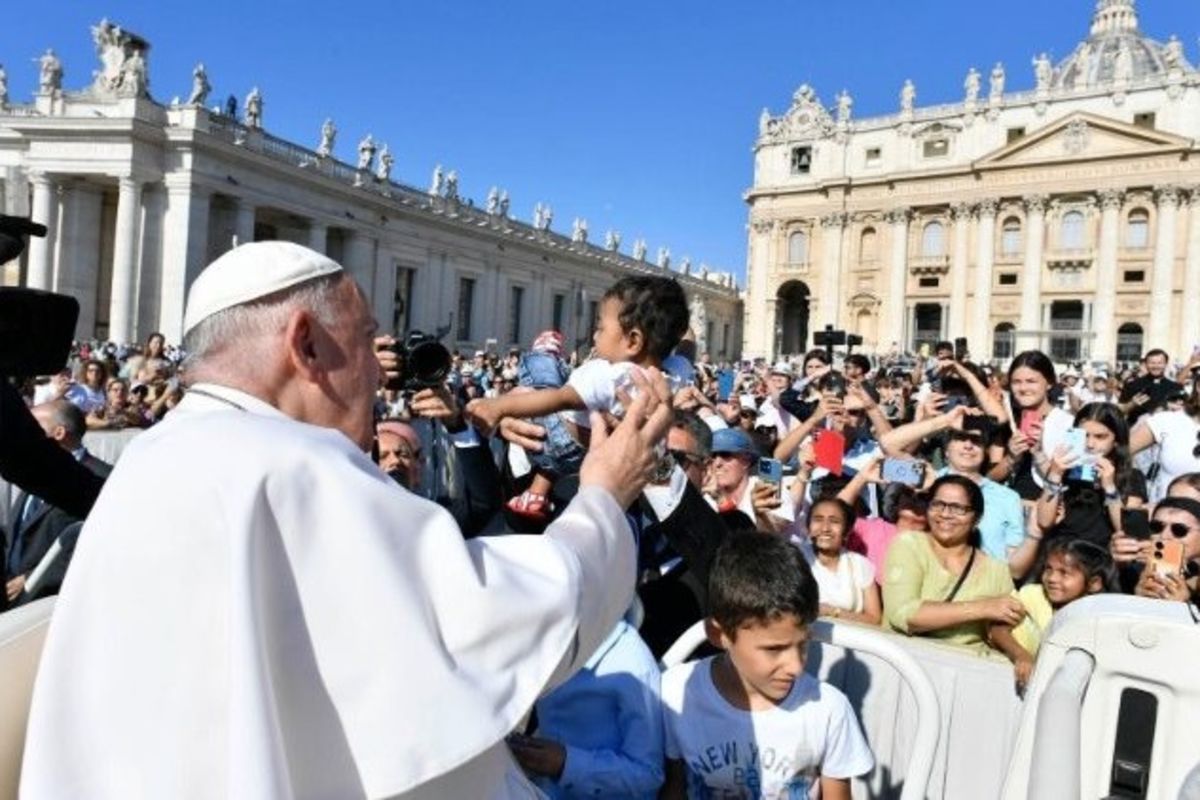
[971,200,998,355]
[1018,195,1047,350]
[885,208,910,350]
[745,219,775,359]
[108,177,144,344]
[159,178,212,341]
[342,231,376,299]
[818,213,846,329]
[233,198,256,248]
[1092,189,1123,364]
[1179,188,1200,358]
[26,172,57,290]
[56,183,104,338]
[1148,186,1180,352]
[948,202,973,338]
[308,221,328,256]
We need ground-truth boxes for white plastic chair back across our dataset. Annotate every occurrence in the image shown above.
[0,598,55,800]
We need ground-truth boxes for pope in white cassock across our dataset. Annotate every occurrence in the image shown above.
[20,242,671,799]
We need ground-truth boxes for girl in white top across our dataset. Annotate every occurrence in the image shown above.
[987,351,1073,505]
[803,496,882,624]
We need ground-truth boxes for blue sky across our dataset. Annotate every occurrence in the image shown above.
[1,2,1194,282]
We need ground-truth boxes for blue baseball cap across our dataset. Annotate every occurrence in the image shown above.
[711,428,759,458]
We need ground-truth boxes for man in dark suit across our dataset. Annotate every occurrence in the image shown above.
[4,399,111,607]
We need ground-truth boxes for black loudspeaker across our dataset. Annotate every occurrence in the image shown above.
[0,289,79,376]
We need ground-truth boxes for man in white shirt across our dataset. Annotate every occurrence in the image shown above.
[22,242,674,799]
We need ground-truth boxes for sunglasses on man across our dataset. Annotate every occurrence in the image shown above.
[1149,519,1199,538]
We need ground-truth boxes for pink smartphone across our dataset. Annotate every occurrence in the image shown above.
[1019,409,1041,439]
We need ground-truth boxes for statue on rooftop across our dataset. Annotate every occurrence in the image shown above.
[498,190,510,217]
[429,164,444,196]
[317,118,336,157]
[1164,35,1184,71]
[244,87,263,129]
[444,170,459,200]
[225,94,237,117]
[656,247,671,270]
[187,63,211,106]
[1033,53,1053,92]
[0,64,8,107]
[376,144,393,182]
[964,68,980,104]
[571,218,588,243]
[990,62,1006,100]
[120,49,148,97]
[633,239,647,261]
[900,79,916,114]
[486,187,500,215]
[357,134,376,172]
[38,49,63,94]
[605,230,621,251]
[836,90,852,124]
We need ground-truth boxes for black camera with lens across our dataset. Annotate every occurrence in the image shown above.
[383,331,451,393]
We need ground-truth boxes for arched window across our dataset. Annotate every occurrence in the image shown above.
[1001,217,1022,257]
[921,221,945,257]
[1126,209,1150,249]
[788,231,809,264]
[859,227,878,263]
[993,322,1016,360]
[1116,322,1144,363]
[1061,211,1086,250]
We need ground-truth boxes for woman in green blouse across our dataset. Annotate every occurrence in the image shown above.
[883,474,1027,654]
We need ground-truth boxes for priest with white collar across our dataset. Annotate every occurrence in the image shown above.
[21,241,672,799]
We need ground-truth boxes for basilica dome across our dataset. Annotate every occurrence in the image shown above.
[1052,0,1191,89]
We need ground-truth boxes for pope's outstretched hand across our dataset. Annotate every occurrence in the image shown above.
[579,367,673,509]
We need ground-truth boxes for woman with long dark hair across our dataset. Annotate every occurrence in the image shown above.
[987,351,1074,505]
[1036,402,1147,551]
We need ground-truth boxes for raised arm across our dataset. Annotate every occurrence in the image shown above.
[878,406,966,457]
[466,385,584,434]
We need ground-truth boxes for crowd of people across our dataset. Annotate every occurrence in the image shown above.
[6,245,1200,796]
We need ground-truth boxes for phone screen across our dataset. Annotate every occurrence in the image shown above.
[1019,409,1041,439]
[881,458,924,486]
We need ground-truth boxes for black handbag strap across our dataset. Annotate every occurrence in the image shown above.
[944,546,977,603]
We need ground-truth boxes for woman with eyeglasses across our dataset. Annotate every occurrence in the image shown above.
[1128,372,1200,503]
[1132,497,1200,605]
[882,474,1025,654]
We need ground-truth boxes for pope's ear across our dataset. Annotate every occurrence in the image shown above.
[283,308,321,378]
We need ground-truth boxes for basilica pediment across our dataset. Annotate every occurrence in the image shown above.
[973,112,1193,170]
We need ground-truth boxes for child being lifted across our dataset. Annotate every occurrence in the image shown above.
[466,275,690,521]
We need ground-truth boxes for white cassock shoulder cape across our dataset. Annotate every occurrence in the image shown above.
[21,384,635,799]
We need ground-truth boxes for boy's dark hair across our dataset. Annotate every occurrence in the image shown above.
[602,276,689,362]
[844,353,871,375]
[709,533,819,636]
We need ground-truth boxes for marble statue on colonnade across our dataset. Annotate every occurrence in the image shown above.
[572,218,588,243]
[444,170,459,200]
[38,49,62,94]
[1033,53,1053,92]
[990,62,1005,99]
[656,247,671,270]
[836,90,852,124]
[499,190,510,217]
[357,134,377,172]
[0,65,8,107]
[964,68,981,104]
[605,230,621,252]
[317,118,336,157]
[899,79,915,114]
[187,63,210,105]
[632,239,646,261]
[429,164,444,196]
[244,87,263,128]
[376,144,393,182]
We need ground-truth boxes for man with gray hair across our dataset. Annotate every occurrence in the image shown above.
[23,241,673,798]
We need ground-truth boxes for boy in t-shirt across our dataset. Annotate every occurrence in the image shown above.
[466,275,690,520]
[660,534,873,799]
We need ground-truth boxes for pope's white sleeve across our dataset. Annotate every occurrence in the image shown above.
[541,485,636,690]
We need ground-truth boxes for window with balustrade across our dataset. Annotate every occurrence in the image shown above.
[921,221,945,257]
[788,231,809,265]
[1126,209,1150,249]
[1060,211,1086,250]
[1000,217,1022,257]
